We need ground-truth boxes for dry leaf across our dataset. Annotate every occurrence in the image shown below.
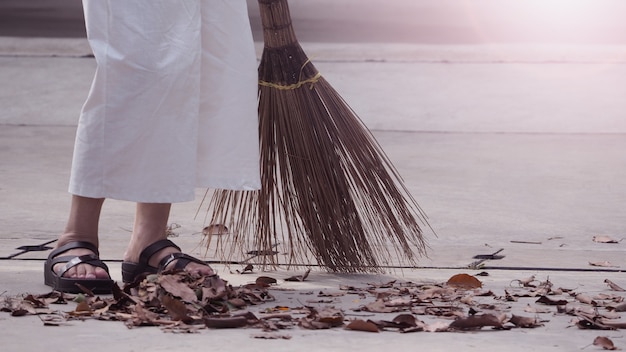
[386,297,414,308]
[524,304,552,314]
[227,298,247,309]
[252,333,292,339]
[161,323,201,334]
[576,316,614,330]
[590,261,619,268]
[536,296,568,306]
[424,306,465,318]
[40,314,68,326]
[159,275,198,302]
[131,304,160,326]
[460,296,475,305]
[600,319,626,329]
[75,301,92,313]
[601,311,622,320]
[576,294,597,306]
[593,336,618,350]
[448,314,505,331]
[371,314,419,330]
[239,264,254,274]
[509,314,543,328]
[203,224,229,236]
[593,235,621,244]
[504,289,518,302]
[362,299,403,313]
[605,279,626,292]
[318,291,345,298]
[424,321,452,332]
[298,306,344,330]
[75,283,96,297]
[392,314,418,328]
[446,273,482,289]
[511,275,537,287]
[345,319,379,332]
[204,316,249,329]
[255,276,277,287]
[613,303,626,312]
[315,307,344,327]
[285,269,311,282]
[23,295,47,308]
[161,295,192,323]
[10,308,29,317]
[299,318,332,330]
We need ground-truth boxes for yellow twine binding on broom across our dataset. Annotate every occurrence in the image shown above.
[259,72,322,90]
[259,58,321,90]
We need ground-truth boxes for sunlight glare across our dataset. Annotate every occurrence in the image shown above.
[462,0,623,44]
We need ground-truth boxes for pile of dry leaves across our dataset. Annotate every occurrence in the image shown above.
[2,269,625,346]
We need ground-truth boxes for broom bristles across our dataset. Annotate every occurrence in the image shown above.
[205,0,430,272]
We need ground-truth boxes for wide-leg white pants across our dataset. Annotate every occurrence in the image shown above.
[69,0,260,203]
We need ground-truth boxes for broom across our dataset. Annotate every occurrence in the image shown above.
[205,0,430,272]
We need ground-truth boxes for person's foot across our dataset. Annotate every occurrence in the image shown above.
[44,240,114,293]
[130,245,215,276]
[122,239,215,283]
[52,248,110,279]
[52,237,110,280]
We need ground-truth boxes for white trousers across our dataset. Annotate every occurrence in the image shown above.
[69,0,260,203]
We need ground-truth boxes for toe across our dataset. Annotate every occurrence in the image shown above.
[51,247,111,280]
[94,267,110,279]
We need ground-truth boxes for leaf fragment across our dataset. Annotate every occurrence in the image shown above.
[10,308,29,317]
[605,279,626,292]
[345,319,379,332]
[392,314,418,328]
[75,301,92,313]
[590,261,619,268]
[315,307,345,327]
[239,264,254,274]
[361,299,403,313]
[285,269,311,282]
[203,224,229,236]
[524,304,552,314]
[575,293,598,306]
[255,276,277,287]
[509,314,543,328]
[613,303,626,312]
[536,296,568,306]
[204,316,249,329]
[161,295,193,323]
[593,336,618,350]
[159,275,198,302]
[23,294,47,308]
[252,333,292,339]
[593,235,621,244]
[446,273,482,289]
[448,314,506,331]
[511,275,537,287]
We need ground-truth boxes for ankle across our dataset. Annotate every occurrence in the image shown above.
[56,232,99,249]
[124,235,171,264]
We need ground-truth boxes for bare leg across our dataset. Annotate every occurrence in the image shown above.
[53,195,110,279]
[124,203,215,276]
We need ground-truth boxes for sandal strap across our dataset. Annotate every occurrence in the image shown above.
[54,254,110,278]
[122,240,210,283]
[138,239,181,264]
[158,252,207,272]
[49,241,99,258]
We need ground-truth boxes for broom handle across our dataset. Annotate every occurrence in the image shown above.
[258,0,299,48]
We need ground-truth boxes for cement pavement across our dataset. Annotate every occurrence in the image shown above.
[1,37,626,351]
